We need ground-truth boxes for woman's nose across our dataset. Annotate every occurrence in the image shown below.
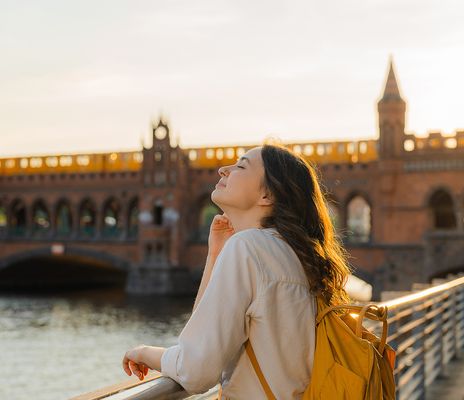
[218,166,229,177]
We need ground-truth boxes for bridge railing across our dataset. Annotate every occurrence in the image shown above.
[374,273,464,400]
[71,274,464,400]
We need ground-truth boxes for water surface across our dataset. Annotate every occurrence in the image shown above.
[0,288,193,400]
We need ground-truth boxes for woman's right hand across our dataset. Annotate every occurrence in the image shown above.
[208,213,235,257]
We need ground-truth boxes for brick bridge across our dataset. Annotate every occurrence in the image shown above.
[1,59,464,298]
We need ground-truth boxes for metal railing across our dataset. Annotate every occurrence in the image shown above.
[71,274,464,400]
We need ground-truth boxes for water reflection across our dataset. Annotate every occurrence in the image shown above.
[0,288,194,400]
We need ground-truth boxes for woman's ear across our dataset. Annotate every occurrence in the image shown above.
[259,191,274,206]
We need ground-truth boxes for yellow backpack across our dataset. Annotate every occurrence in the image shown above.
[233,295,397,399]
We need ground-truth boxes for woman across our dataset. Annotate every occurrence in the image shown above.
[122,143,352,399]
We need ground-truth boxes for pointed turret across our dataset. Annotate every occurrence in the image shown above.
[380,58,404,102]
[377,57,407,159]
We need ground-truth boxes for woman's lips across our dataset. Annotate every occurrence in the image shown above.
[215,182,226,188]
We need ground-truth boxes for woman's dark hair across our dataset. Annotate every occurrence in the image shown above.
[259,142,352,306]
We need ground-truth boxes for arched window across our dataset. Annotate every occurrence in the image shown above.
[32,200,51,236]
[56,199,72,237]
[10,199,27,237]
[198,201,220,242]
[346,196,371,243]
[128,197,139,238]
[429,189,456,229]
[79,198,96,237]
[102,197,121,238]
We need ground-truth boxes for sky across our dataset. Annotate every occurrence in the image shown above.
[1,0,464,158]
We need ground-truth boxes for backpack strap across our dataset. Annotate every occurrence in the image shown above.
[245,339,276,400]
[315,297,389,355]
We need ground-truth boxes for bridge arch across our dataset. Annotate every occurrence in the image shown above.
[31,198,51,237]
[0,246,131,289]
[78,197,97,237]
[55,198,73,237]
[344,191,372,243]
[102,196,122,238]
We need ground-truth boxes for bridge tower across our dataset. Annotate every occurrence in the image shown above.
[127,116,193,294]
[377,58,407,159]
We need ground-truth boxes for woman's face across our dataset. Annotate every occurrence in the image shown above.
[211,146,271,212]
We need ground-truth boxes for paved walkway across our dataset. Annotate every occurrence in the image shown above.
[425,354,464,400]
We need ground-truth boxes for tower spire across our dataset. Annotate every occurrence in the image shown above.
[381,57,403,101]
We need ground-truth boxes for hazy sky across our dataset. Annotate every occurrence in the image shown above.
[1,0,464,157]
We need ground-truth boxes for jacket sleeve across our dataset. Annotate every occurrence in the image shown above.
[160,233,262,394]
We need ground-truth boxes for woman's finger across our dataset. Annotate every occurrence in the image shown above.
[122,355,132,376]
[129,360,143,380]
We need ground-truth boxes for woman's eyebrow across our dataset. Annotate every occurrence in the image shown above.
[237,156,251,164]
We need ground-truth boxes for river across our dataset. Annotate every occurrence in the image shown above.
[0,288,194,400]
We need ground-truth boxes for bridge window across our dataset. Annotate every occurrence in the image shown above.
[404,139,415,152]
[56,200,72,237]
[429,190,456,229]
[188,150,197,161]
[144,243,152,262]
[445,138,457,149]
[133,152,143,163]
[79,199,96,237]
[293,145,302,154]
[59,156,73,167]
[128,198,139,238]
[303,145,314,156]
[198,201,220,242]
[102,198,121,238]
[30,157,43,168]
[77,155,90,166]
[153,202,163,226]
[206,149,214,159]
[154,171,166,186]
[346,196,371,243]
[45,157,59,167]
[236,147,245,157]
[226,148,235,159]
[347,142,357,155]
[359,142,367,154]
[32,200,51,236]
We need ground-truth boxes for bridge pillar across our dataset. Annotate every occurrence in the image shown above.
[70,202,80,239]
[125,262,196,295]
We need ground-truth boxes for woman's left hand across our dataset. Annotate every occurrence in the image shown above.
[122,345,150,380]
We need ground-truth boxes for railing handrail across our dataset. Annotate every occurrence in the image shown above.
[378,275,464,310]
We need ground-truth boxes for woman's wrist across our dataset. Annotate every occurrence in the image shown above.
[142,346,166,371]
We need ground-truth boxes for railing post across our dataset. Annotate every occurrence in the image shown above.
[412,303,426,400]
[456,283,464,358]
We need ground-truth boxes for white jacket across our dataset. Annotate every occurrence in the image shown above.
[161,227,316,399]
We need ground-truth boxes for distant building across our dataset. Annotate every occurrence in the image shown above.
[1,59,463,299]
